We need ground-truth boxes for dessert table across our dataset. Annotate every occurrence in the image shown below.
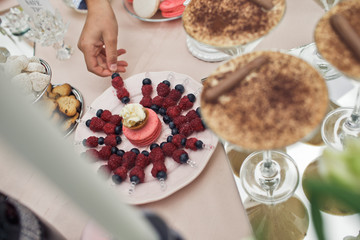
[0,0,327,239]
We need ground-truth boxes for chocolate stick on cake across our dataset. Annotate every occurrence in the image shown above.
[203,56,269,103]
[330,13,360,61]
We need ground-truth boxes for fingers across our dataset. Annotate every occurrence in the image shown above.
[103,34,119,72]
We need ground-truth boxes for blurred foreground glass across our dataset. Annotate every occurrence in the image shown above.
[182,0,286,62]
[200,50,328,206]
[25,9,73,60]
[314,0,360,151]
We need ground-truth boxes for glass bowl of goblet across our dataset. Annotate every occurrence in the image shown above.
[287,0,351,81]
[200,51,329,206]
[182,0,286,62]
[314,0,360,151]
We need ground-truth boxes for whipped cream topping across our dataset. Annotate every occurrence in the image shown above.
[120,103,146,128]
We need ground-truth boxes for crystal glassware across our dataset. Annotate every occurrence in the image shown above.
[182,0,286,62]
[25,9,73,60]
[314,0,360,151]
[200,51,328,204]
[1,7,30,36]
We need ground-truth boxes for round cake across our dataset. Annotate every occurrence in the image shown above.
[182,0,286,47]
[315,0,360,80]
[200,51,329,150]
[123,108,162,147]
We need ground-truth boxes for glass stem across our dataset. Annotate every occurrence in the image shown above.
[263,150,272,169]
[346,85,360,129]
[259,150,280,197]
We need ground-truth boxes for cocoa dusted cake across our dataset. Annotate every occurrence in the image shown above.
[182,0,286,47]
[200,51,329,150]
[315,0,360,79]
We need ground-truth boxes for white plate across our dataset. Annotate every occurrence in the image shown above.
[74,71,218,205]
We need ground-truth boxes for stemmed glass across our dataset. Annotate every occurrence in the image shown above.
[314,0,360,151]
[182,0,286,62]
[291,0,345,81]
[25,9,73,60]
[200,51,328,237]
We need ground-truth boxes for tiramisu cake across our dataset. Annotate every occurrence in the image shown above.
[182,0,286,48]
[315,0,360,80]
[200,51,329,150]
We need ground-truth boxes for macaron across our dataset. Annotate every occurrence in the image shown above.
[123,109,162,147]
[159,0,185,18]
[133,0,160,19]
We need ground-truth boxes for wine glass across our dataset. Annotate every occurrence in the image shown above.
[289,0,347,81]
[200,51,328,206]
[182,0,286,62]
[314,0,360,151]
[25,9,73,60]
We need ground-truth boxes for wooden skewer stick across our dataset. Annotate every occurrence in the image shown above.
[203,55,269,103]
[249,0,274,11]
[330,13,360,61]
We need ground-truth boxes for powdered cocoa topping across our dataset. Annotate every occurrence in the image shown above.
[200,51,329,150]
[315,0,360,80]
[182,0,286,47]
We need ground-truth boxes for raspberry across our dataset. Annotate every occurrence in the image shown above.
[151,96,164,107]
[162,142,177,156]
[166,106,181,119]
[109,115,122,125]
[173,115,188,128]
[172,134,186,148]
[178,96,194,111]
[167,89,182,102]
[104,134,118,147]
[179,123,194,137]
[135,154,150,168]
[151,162,167,178]
[140,96,152,108]
[113,166,127,182]
[122,151,137,169]
[141,84,153,96]
[85,136,98,148]
[108,154,123,170]
[129,166,145,183]
[156,82,170,97]
[99,146,112,160]
[89,117,105,132]
[111,76,124,89]
[149,147,165,163]
[172,149,187,163]
[185,110,198,122]
[83,149,99,160]
[103,123,116,135]
[100,110,112,122]
[116,87,130,100]
[190,117,205,132]
[185,138,198,151]
[162,98,177,109]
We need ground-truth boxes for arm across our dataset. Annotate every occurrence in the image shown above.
[78,0,128,77]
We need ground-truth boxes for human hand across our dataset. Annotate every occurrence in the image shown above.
[78,0,128,77]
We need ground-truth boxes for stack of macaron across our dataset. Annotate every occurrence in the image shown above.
[123,108,162,147]
[129,0,185,19]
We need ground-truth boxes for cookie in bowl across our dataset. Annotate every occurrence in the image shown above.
[2,55,52,103]
[38,83,83,136]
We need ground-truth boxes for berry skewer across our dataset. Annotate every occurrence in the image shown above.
[128,150,150,194]
[148,144,168,190]
[112,150,137,184]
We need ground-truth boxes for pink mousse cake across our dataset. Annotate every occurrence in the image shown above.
[123,109,162,146]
